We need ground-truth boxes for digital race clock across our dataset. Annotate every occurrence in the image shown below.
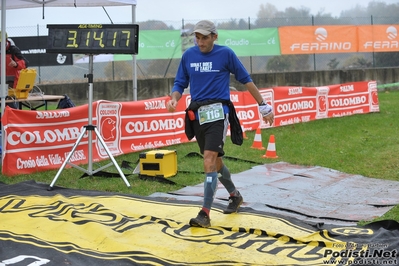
[46,24,139,54]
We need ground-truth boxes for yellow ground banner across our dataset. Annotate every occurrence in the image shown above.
[0,181,398,265]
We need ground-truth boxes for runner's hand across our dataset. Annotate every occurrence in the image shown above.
[259,103,272,117]
[259,103,274,125]
[263,112,274,125]
[167,99,178,112]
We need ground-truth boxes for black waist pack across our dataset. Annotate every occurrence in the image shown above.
[227,101,243,146]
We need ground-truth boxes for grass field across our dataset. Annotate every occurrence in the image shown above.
[1,90,398,225]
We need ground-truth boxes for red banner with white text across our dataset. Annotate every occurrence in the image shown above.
[2,81,379,176]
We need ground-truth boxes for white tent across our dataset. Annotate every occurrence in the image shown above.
[1,0,138,162]
[1,0,136,9]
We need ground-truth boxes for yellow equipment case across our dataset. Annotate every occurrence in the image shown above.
[8,68,37,99]
[139,150,177,178]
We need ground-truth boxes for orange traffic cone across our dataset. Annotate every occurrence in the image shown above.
[240,120,248,139]
[251,127,265,150]
[262,135,278,158]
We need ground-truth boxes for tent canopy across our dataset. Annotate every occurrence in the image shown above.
[0,0,137,10]
[1,0,138,108]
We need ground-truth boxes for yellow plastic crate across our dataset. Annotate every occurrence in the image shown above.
[139,150,177,178]
[8,69,37,99]
[8,88,31,99]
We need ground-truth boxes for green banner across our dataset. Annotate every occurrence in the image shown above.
[113,28,281,60]
[114,54,133,61]
[377,82,399,89]
[217,28,281,56]
[136,30,182,60]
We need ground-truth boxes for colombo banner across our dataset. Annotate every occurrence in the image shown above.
[2,81,378,176]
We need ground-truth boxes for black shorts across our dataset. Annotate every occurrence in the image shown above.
[192,115,229,157]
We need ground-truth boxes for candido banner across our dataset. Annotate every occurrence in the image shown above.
[217,28,281,56]
[136,30,183,60]
[2,81,379,176]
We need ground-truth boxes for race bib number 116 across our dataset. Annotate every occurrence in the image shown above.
[198,103,224,125]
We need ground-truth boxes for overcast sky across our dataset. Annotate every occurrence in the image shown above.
[3,0,398,27]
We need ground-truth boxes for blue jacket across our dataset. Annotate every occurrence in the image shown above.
[172,44,252,104]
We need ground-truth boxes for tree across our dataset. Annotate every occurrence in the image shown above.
[104,61,133,80]
[339,4,367,17]
[267,55,311,72]
[255,3,279,28]
[279,6,311,18]
[217,19,249,30]
[267,56,291,72]
[138,20,172,30]
[342,55,372,69]
[375,52,399,67]
[256,3,278,19]
[256,4,313,27]
[366,1,399,18]
[339,1,399,21]
[327,58,340,70]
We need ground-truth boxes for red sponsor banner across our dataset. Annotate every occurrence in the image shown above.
[2,98,189,176]
[268,81,379,128]
[358,25,399,52]
[268,86,319,126]
[2,81,378,176]
[279,25,358,54]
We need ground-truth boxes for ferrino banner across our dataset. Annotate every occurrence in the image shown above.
[279,25,399,54]
[358,25,399,52]
[279,25,358,54]
[2,81,378,176]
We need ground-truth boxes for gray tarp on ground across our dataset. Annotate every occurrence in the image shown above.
[151,162,399,225]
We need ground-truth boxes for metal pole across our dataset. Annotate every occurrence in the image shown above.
[312,16,316,71]
[248,17,253,74]
[1,0,7,164]
[87,56,94,173]
[132,5,138,101]
[371,15,375,67]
